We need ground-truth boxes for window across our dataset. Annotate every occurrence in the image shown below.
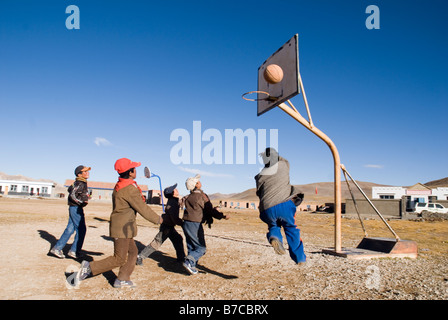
[380,195,394,199]
[22,185,29,192]
[42,187,48,194]
[428,204,435,208]
[436,204,443,209]
[416,203,426,208]
[10,185,17,192]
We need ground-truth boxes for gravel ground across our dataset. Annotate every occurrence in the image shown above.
[0,197,447,301]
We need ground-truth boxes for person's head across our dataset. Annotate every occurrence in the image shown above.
[114,158,141,179]
[185,174,201,191]
[119,167,136,179]
[74,165,91,179]
[260,147,279,167]
[164,184,179,198]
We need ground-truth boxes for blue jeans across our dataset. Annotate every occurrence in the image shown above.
[182,220,206,267]
[260,200,306,263]
[54,206,86,253]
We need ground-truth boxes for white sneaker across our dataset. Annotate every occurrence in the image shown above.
[68,251,77,259]
[113,279,136,288]
[50,248,65,259]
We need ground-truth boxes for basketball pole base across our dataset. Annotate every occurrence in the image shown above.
[322,237,418,260]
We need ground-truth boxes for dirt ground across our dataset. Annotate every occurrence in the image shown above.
[0,197,447,301]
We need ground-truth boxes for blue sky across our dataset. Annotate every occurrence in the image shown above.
[0,0,447,195]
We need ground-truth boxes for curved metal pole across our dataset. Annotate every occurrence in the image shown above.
[277,101,342,252]
[151,174,165,213]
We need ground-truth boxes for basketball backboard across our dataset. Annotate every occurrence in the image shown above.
[257,34,300,116]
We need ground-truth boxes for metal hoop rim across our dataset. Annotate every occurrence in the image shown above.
[242,90,272,102]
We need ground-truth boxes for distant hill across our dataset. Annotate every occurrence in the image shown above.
[0,171,55,183]
[424,177,448,188]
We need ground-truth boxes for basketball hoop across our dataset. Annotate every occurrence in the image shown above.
[242,91,278,102]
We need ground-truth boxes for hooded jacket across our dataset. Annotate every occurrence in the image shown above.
[254,156,303,212]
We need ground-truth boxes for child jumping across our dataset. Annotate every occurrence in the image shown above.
[255,148,306,264]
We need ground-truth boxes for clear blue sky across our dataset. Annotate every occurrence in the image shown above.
[1,0,447,195]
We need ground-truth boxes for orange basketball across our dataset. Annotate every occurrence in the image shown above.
[263,64,284,84]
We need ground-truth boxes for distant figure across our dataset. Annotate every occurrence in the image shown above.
[254,148,306,264]
[50,165,90,259]
[137,184,186,265]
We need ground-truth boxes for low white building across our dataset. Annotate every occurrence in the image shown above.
[0,179,55,197]
[372,183,448,210]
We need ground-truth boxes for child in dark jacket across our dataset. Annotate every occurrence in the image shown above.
[137,184,185,265]
[50,165,90,259]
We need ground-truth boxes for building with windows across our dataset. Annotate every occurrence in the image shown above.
[0,179,55,197]
[372,183,448,211]
[219,199,259,210]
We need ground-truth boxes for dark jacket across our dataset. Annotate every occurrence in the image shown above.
[162,197,183,227]
[67,179,89,207]
[182,189,225,226]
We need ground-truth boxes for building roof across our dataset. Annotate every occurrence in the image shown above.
[64,179,148,192]
[0,179,55,186]
[407,183,432,191]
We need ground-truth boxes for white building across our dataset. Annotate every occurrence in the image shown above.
[372,183,448,210]
[0,179,55,197]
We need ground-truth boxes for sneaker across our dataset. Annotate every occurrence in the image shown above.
[67,251,77,259]
[269,237,286,255]
[183,260,198,275]
[113,279,136,288]
[136,255,143,266]
[78,260,91,281]
[50,248,65,259]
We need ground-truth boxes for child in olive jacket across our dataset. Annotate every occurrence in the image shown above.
[78,158,162,288]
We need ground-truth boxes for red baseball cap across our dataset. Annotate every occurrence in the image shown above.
[114,158,141,174]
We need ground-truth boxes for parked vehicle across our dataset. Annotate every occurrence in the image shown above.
[414,202,448,214]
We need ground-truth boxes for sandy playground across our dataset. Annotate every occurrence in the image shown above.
[0,197,447,301]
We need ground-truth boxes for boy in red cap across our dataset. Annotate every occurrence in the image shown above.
[78,158,162,288]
